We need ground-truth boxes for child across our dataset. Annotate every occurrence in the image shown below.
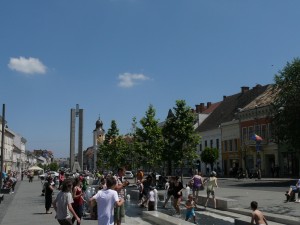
[250,201,268,225]
[137,180,144,205]
[185,194,197,224]
[148,186,155,211]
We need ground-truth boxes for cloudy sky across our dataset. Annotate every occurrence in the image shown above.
[1,0,299,157]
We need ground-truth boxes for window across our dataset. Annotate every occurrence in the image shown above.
[204,140,207,147]
[224,140,228,152]
[229,140,233,151]
[216,139,219,150]
[248,126,254,140]
[261,124,267,140]
[234,139,238,151]
[210,140,213,148]
[255,124,261,136]
[242,127,247,141]
[199,143,202,151]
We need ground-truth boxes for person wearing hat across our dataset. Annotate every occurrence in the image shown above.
[204,171,218,209]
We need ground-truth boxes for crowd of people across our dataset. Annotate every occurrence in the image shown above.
[7,167,298,225]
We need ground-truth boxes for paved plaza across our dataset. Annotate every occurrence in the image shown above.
[0,177,299,225]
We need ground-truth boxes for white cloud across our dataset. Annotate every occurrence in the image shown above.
[118,72,150,88]
[8,57,47,75]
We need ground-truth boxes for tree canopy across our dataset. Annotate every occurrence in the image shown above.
[273,58,300,150]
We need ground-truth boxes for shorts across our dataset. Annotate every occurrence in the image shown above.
[185,209,195,219]
[114,204,125,221]
[207,189,215,197]
[57,218,72,225]
[148,201,155,211]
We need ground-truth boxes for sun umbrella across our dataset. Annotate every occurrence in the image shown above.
[28,166,44,171]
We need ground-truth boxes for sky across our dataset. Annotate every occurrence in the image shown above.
[1,0,300,158]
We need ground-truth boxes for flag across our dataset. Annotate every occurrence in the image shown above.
[251,134,263,141]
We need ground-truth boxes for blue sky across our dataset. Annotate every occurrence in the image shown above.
[1,0,299,158]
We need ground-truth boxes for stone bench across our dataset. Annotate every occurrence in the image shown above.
[196,194,238,210]
[0,194,4,203]
[229,208,300,225]
[234,215,284,225]
[143,211,193,225]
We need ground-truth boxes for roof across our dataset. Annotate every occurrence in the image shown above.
[196,84,270,132]
[242,85,278,110]
[202,102,222,114]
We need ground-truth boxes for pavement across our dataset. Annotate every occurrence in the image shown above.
[0,176,299,225]
[0,177,153,225]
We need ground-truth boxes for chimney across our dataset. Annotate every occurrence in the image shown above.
[241,86,249,93]
[195,103,205,113]
[200,103,205,113]
[195,104,200,113]
[207,102,212,108]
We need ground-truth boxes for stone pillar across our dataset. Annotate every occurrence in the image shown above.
[78,109,84,170]
[70,109,76,169]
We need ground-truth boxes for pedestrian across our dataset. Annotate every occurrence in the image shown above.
[52,179,80,225]
[21,170,24,181]
[8,175,17,193]
[45,176,55,214]
[114,167,129,225]
[72,177,84,225]
[147,186,155,211]
[29,170,34,182]
[58,170,65,190]
[136,169,144,182]
[162,176,174,208]
[250,201,268,225]
[190,171,204,202]
[90,176,124,225]
[285,178,300,202]
[172,176,183,216]
[204,171,218,209]
[140,176,152,208]
[185,194,197,224]
[136,180,144,205]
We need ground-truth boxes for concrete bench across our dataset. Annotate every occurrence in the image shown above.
[235,215,284,225]
[229,208,300,225]
[143,211,193,225]
[0,194,4,203]
[196,194,238,210]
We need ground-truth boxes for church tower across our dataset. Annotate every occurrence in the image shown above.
[93,117,105,170]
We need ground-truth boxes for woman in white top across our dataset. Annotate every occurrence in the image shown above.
[204,171,218,209]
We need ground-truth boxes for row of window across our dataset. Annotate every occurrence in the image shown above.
[199,123,274,152]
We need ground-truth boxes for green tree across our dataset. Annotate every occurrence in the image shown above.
[162,100,200,179]
[99,120,129,171]
[200,147,219,172]
[273,58,300,149]
[135,104,164,170]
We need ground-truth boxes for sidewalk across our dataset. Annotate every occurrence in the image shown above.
[0,178,153,225]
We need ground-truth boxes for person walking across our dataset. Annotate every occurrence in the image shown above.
[172,176,183,216]
[162,176,174,208]
[58,171,65,190]
[52,179,80,225]
[45,176,55,214]
[72,177,84,225]
[89,176,124,225]
[190,171,204,202]
[185,194,197,224]
[114,167,129,225]
[250,201,268,225]
[204,171,218,209]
